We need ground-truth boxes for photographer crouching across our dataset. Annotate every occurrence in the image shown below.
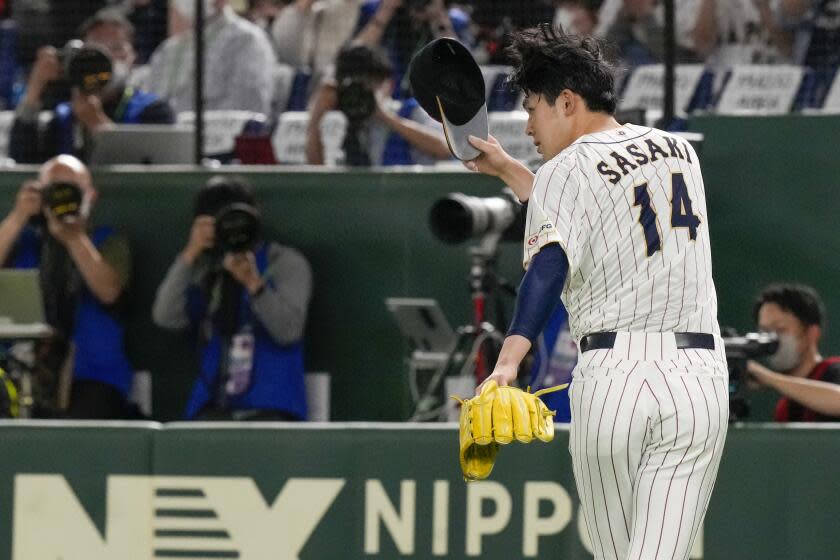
[10,9,174,164]
[0,155,135,418]
[306,43,451,166]
[152,177,313,421]
[747,284,840,421]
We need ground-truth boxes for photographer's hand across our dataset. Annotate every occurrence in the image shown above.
[356,0,401,45]
[72,90,112,133]
[44,207,87,246]
[747,359,840,416]
[11,181,43,224]
[466,135,535,202]
[223,251,264,296]
[45,207,125,305]
[181,216,215,266]
[746,360,773,389]
[22,47,61,109]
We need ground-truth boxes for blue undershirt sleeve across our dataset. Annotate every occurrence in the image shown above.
[506,243,569,342]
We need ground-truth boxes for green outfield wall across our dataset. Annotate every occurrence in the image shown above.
[0,115,838,421]
[1,421,839,559]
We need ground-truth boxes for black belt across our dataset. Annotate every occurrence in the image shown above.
[579,332,715,353]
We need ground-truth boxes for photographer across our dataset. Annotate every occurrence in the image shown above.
[306,43,450,165]
[747,284,840,421]
[152,176,312,421]
[9,9,175,164]
[0,155,135,418]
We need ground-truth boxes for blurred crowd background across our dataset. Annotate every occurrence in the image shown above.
[0,0,834,167]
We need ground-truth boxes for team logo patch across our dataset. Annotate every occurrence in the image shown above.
[527,234,539,246]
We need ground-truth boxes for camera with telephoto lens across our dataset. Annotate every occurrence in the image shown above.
[42,181,83,222]
[214,203,261,254]
[428,190,526,245]
[57,40,113,94]
[722,329,779,421]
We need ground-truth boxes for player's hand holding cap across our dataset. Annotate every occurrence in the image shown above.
[408,38,489,161]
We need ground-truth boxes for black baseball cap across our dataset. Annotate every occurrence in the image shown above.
[408,38,488,161]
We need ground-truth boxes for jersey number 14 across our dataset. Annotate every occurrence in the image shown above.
[632,172,701,257]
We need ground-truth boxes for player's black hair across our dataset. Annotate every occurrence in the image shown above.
[335,43,394,85]
[754,283,826,328]
[505,23,617,114]
[193,176,257,217]
[79,8,135,43]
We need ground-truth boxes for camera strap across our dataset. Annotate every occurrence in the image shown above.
[112,87,134,123]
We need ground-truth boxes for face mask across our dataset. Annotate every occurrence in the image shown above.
[172,0,217,22]
[765,333,802,373]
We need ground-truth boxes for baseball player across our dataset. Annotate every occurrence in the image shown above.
[469,26,729,560]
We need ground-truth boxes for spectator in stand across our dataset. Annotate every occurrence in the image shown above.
[593,0,704,66]
[469,0,555,65]
[691,0,792,66]
[146,0,276,114]
[9,9,175,164]
[353,0,472,97]
[306,43,449,165]
[244,0,286,33]
[554,0,598,38]
[780,0,840,68]
[126,0,170,64]
[271,0,363,85]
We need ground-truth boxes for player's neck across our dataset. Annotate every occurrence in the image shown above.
[576,112,622,139]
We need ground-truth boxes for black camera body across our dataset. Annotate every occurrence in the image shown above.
[58,40,113,95]
[42,181,83,222]
[214,203,261,254]
[722,330,779,421]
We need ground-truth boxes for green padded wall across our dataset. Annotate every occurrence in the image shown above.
[0,167,523,421]
[1,115,838,421]
[690,115,840,419]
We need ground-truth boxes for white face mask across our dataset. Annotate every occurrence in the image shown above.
[171,0,218,22]
[765,333,802,373]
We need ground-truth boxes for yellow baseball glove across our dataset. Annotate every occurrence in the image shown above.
[452,380,568,481]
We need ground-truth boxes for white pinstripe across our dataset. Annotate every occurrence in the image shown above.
[524,125,719,342]
[569,333,728,560]
[525,124,726,560]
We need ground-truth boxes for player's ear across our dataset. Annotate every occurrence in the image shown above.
[560,90,575,116]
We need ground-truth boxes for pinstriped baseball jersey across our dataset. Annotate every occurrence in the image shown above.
[523,124,720,345]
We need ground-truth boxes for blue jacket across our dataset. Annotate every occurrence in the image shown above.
[184,243,307,419]
[11,225,134,396]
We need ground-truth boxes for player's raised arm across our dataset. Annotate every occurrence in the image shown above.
[466,135,536,202]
